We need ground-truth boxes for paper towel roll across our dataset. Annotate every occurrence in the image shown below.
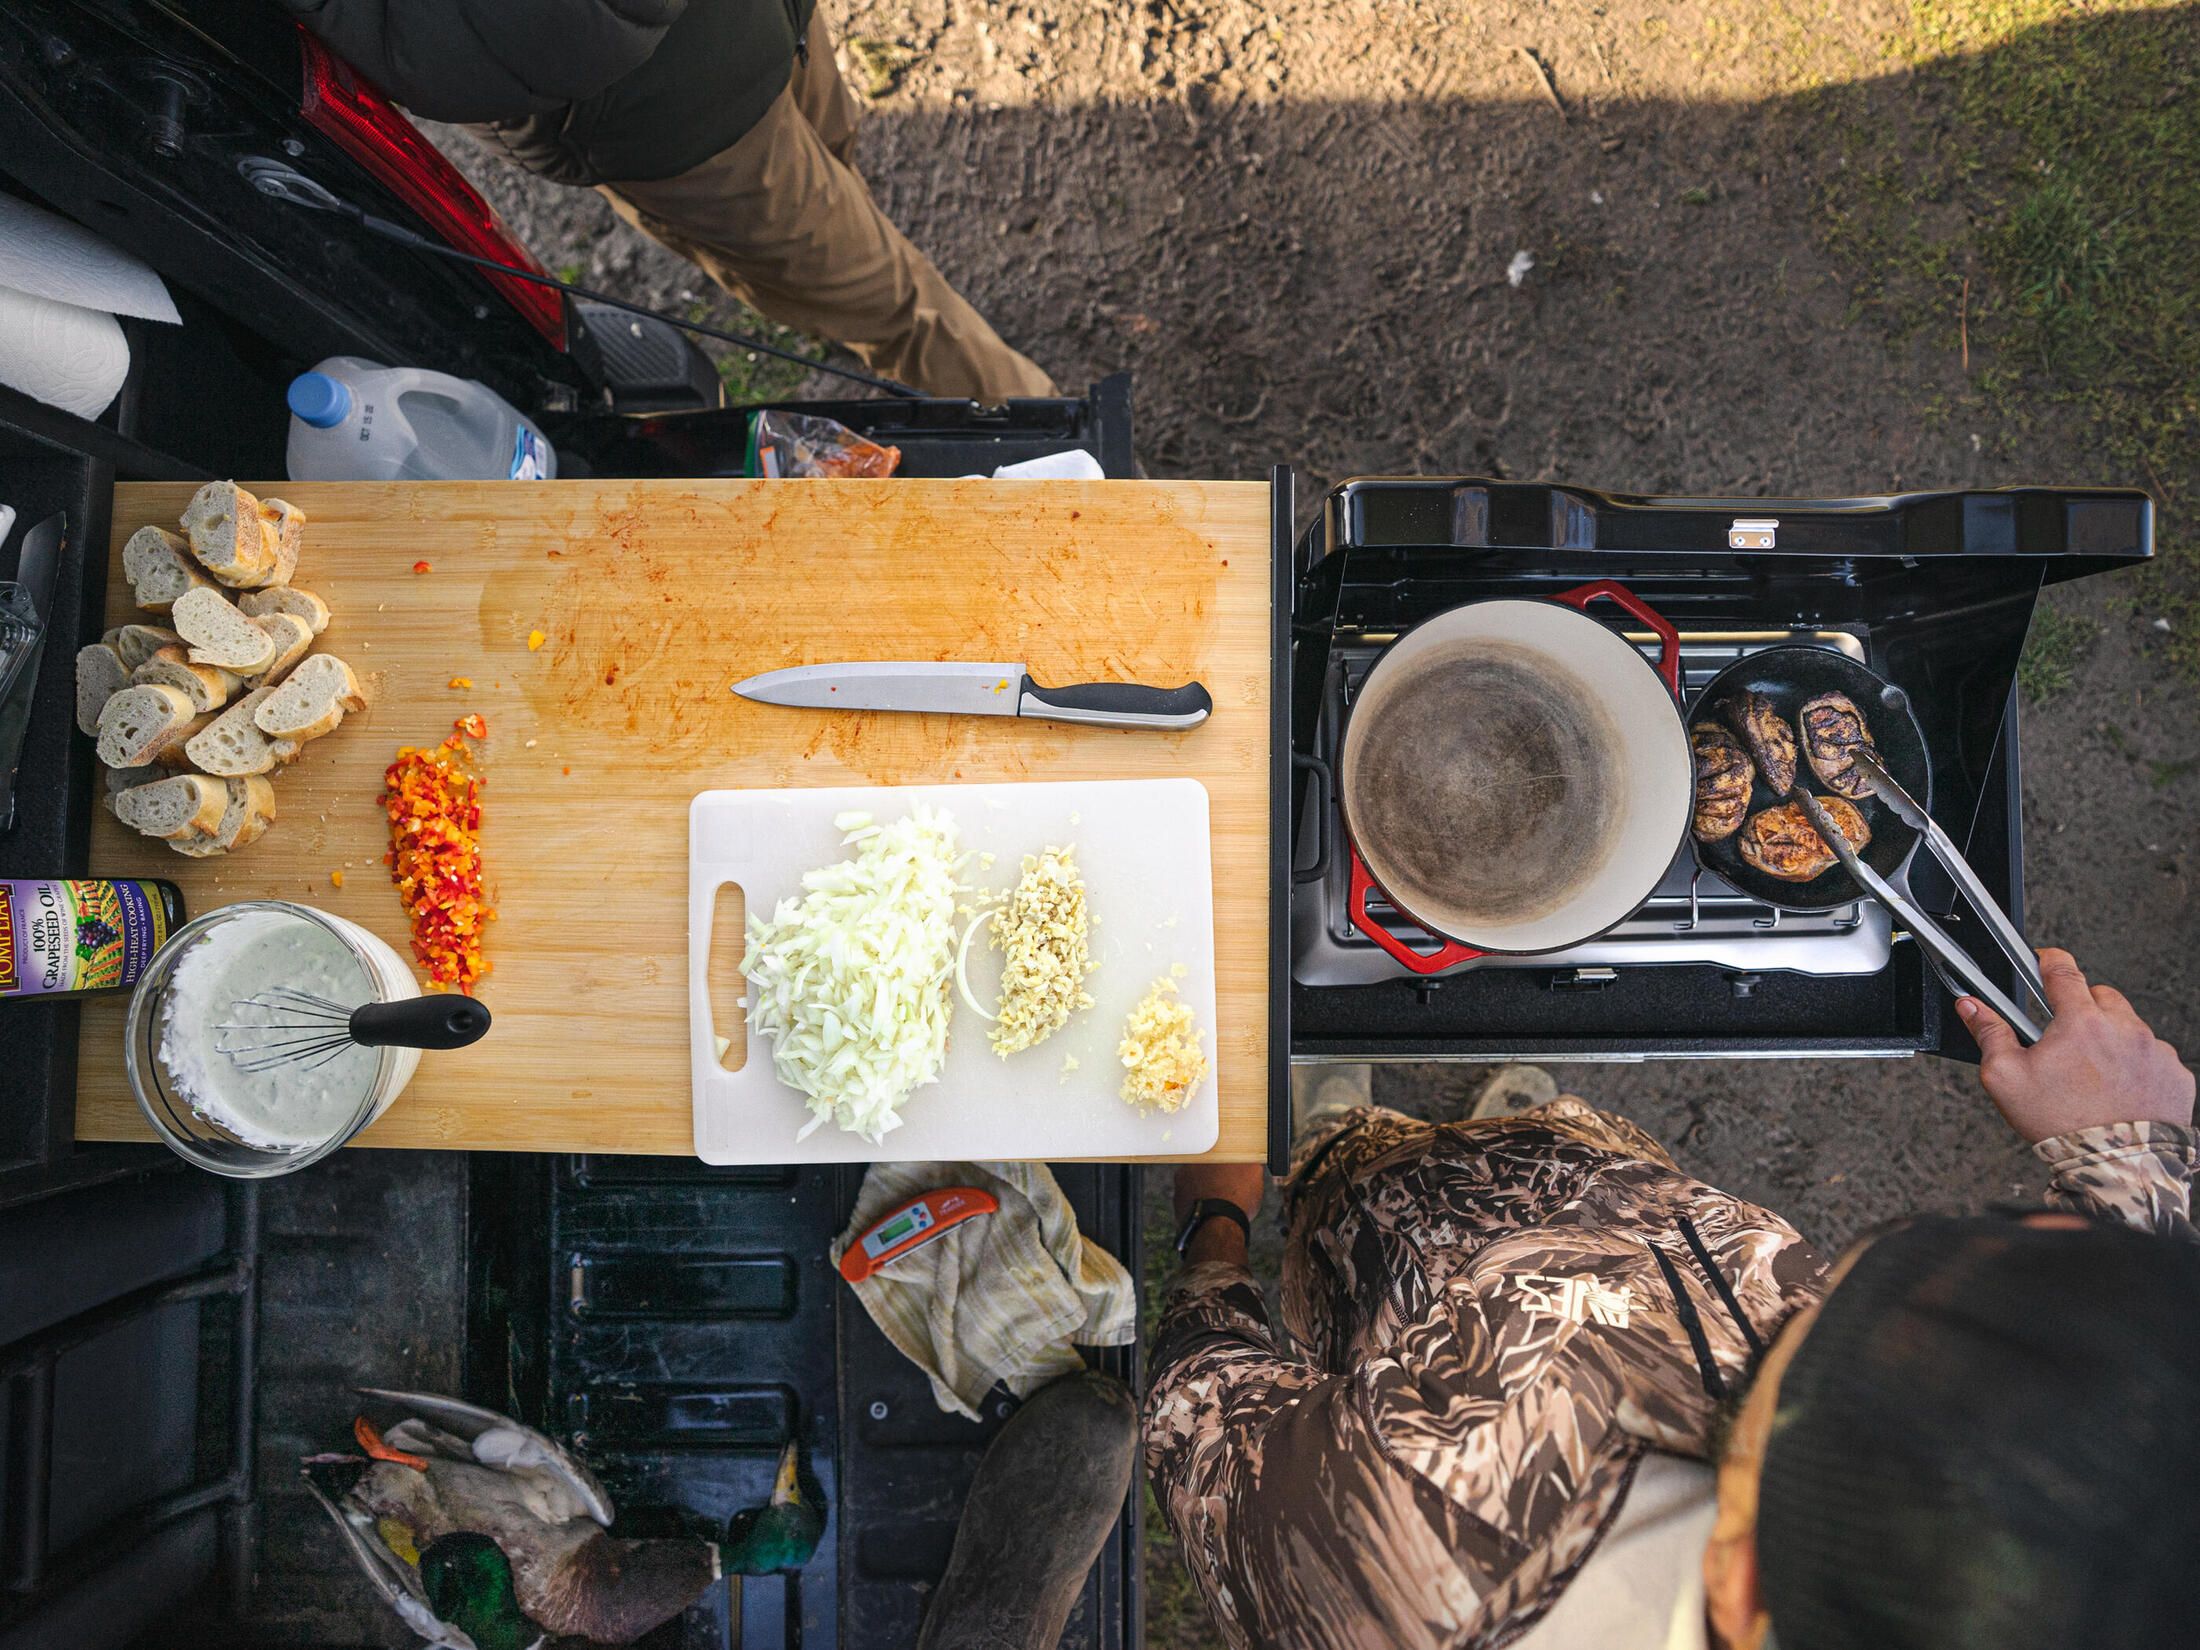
[0,283,130,421]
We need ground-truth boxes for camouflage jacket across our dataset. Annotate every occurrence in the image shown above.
[1143,1102,2198,1650]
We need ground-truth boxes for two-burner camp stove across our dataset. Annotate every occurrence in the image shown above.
[1265,471,2153,1167]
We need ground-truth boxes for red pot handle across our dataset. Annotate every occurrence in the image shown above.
[1549,579,1681,699]
[1348,843,1483,975]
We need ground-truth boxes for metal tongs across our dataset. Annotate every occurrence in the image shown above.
[1788,753,2054,1044]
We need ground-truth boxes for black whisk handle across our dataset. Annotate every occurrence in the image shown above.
[350,994,492,1051]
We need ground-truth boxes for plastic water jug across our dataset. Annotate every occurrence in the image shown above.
[284,356,556,482]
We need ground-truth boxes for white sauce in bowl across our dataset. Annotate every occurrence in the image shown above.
[158,907,385,1149]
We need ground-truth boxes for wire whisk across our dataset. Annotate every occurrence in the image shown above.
[215,986,492,1073]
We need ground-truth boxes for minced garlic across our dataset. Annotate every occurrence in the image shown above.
[989,845,1094,1056]
[1119,975,1206,1113]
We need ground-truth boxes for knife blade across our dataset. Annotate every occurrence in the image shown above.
[733,661,1211,730]
[0,512,65,833]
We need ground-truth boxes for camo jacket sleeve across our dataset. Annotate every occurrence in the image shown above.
[1143,1260,1506,1650]
[2033,1120,2199,1242]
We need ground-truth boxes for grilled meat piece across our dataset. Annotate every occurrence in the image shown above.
[1738,795,1872,882]
[1691,721,1753,842]
[1800,692,1880,799]
[1717,692,1799,794]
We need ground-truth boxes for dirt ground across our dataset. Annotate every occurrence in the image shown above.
[424,2,2196,1642]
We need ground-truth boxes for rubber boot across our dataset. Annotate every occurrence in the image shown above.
[915,1370,1138,1650]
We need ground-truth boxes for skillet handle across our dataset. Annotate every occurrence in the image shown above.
[1348,844,1483,975]
[1549,579,1681,699]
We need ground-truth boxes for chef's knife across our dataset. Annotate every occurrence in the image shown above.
[1787,786,2047,1044]
[0,512,64,833]
[734,661,1211,730]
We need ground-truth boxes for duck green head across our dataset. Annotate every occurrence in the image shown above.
[420,1531,533,1650]
[724,1441,826,1576]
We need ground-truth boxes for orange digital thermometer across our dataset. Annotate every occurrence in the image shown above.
[838,1186,1000,1283]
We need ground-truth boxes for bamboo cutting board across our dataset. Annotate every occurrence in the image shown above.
[73,479,1271,1160]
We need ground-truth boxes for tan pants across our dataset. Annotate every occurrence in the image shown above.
[599,12,1057,403]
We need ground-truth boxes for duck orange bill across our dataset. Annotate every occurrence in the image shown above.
[838,1187,1000,1284]
[354,1414,430,1471]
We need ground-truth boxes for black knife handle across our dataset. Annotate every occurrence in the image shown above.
[1017,678,1212,730]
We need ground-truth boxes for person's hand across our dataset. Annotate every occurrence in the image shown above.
[1959,948,2195,1144]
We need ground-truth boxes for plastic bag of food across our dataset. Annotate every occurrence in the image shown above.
[750,411,902,479]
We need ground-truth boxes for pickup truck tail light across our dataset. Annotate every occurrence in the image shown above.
[295,27,567,349]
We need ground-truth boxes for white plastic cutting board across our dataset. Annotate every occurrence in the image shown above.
[689,778,1219,1164]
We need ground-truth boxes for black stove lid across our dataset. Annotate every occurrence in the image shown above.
[1318,479,2151,582]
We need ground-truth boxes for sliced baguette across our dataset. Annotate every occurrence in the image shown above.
[180,480,277,587]
[261,497,304,588]
[105,623,183,673]
[105,763,163,796]
[95,683,198,768]
[111,774,227,841]
[239,585,330,637]
[185,686,299,777]
[121,526,214,612]
[246,613,314,687]
[165,776,276,856]
[132,645,237,714]
[75,642,131,736]
[173,587,277,673]
[253,653,367,743]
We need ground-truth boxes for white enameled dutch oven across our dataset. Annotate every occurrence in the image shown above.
[1339,580,1692,972]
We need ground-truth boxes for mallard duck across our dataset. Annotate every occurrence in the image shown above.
[419,1534,531,1650]
[301,1389,717,1647]
[724,1440,826,1575]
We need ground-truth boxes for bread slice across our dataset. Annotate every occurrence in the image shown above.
[254,653,366,743]
[261,497,304,588]
[164,776,276,856]
[95,683,198,768]
[173,587,277,673]
[75,642,131,736]
[180,480,277,587]
[122,526,214,612]
[246,613,314,687]
[185,686,299,776]
[239,585,330,637]
[104,623,183,673]
[132,645,237,714]
[111,774,227,841]
[104,762,163,796]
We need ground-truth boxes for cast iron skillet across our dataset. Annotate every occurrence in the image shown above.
[1687,646,1929,913]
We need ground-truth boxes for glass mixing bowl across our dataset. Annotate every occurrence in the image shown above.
[125,900,422,1177]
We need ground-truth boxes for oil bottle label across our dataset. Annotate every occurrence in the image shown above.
[0,879,168,998]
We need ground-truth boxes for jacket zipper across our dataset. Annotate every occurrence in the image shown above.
[1674,1214,1765,1358]
[786,0,808,63]
[1647,1244,1727,1401]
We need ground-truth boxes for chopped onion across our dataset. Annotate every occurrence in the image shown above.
[740,806,968,1141]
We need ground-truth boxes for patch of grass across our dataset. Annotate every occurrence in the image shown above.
[703,302,827,404]
[1809,2,2200,685]
[2147,755,2200,788]
[2016,600,2099,702]
[554,262,582,285]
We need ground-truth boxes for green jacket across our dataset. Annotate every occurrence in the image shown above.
[283,0,817,184]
